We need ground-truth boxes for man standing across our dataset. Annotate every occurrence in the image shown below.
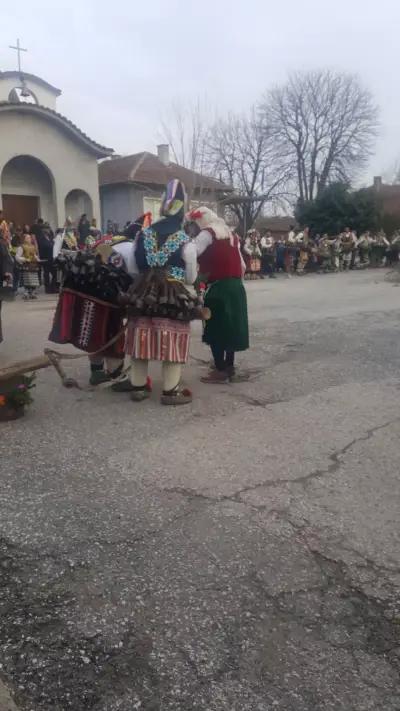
[36,223,56,293]
[0,232,13,343]
[260,231,276,278]
[78,214,90,248]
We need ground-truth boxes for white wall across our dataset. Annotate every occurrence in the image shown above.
[0,110,101,229]
[0,76,57,109]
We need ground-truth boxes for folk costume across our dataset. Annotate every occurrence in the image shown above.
[317,237,332,272]
[340,230,356,270]
[122,180,200,405]
[295,228,310,274]
[357,233,371,266]
[284,230,297,276]
[243,230,262,279]
[260,234,276,277]
[15,238,40,298]
[370,232,389,267]
[188,207,249,384]
[49,249,132,383]
[49,214,151,387]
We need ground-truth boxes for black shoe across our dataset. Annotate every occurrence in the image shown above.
[111,377,135,393]
[89,370,111,386]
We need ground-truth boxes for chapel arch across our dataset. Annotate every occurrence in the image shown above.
[1,155,56,228]
[64,189,93,224]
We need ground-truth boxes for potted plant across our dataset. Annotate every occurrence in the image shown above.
[0,373,36,421]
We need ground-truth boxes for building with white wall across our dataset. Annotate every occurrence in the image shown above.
[0,70,113,229]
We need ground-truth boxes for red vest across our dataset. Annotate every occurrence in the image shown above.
[198,229,242,283]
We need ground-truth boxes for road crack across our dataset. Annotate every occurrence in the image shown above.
[163,416,400,507]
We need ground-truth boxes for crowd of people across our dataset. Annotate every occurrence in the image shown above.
[241,226,400,278]
[1,185,251,399]
[2,202,400,388]
[0,211,102,300]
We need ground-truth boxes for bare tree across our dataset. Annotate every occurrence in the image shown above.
[160,98,209,173]
[382,158,400,185]
[262,70,379,204]
[207,108,291,234]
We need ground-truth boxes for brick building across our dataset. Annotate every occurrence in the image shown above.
[372,176,400,219]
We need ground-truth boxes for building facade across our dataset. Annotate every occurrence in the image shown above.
[99,145,232,231]
[0,70,112,228]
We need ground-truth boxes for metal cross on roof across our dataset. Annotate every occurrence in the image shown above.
[9,38,27,73]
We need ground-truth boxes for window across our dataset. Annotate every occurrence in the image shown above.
[8,87,38,104]
[143,197,161,220]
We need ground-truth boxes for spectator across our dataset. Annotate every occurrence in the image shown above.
[0,229,13,342]
[78,214,90,247]
[0,211,10,245]
[36,224,56,293]
[10,231,23,292]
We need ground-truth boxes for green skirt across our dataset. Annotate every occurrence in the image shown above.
[203,278,249,352]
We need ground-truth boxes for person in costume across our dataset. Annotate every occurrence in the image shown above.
[49,214,151,387]
[0,212,10,246]
[370,230,390,267]
[387,231,400,266]
[317,235,332,272]
[187,207,249,384]
[122,180,200,405]
[260,231,276,278]
[95,214,152,390]
[284,228,297,277]
[243,229,262,279]
[357,231,371,267]
[339,227,356,270]
[295,227,310,275]
[53,218,78,260]
[15,233,40,299]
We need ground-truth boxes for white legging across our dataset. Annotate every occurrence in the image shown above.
[130,359,181,392]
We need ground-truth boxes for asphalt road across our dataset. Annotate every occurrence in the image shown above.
[0,270,399,710]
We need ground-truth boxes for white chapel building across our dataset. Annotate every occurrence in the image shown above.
[0,70,113,229]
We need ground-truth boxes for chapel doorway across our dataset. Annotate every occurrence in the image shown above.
[2,194,39,227]
[65,189,93,224]
[1,155,56,228]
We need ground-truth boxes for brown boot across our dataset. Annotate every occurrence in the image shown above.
[161,386,192,406]
[201,370,229,384]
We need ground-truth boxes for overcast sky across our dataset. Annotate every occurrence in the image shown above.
[1,0,399,184]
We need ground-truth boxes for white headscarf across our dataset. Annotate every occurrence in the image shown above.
[187,207,233,241]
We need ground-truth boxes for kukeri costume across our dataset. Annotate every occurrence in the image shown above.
[48,215,149,386]
[121,180,201,405]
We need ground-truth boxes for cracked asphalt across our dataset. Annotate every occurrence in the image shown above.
[0,270,400,710]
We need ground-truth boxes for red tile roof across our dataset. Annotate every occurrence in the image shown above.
[99,152,232,193]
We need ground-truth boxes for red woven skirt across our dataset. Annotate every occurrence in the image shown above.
[125,317,190,363]
[49,288,125,356]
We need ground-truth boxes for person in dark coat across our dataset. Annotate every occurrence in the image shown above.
[78,214,90,247]
[0,235,13,343]
[36,223,56,293]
